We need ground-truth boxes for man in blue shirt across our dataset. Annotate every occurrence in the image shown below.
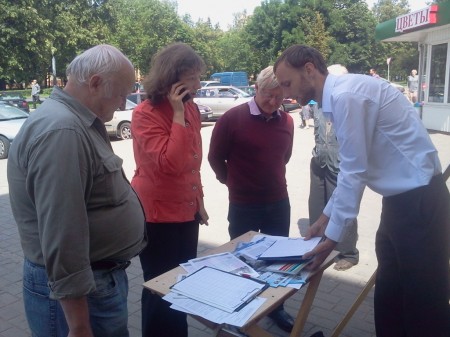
[274,45,449,337]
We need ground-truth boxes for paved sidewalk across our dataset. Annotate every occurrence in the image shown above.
[1,111,448,337]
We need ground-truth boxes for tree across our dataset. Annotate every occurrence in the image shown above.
[327,0,378,73]
[371,0,418,80]
[301,11,331,60]
[110,0,189,75]
[0,0,116,89]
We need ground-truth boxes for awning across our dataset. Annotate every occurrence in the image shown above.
[375,1,450,42]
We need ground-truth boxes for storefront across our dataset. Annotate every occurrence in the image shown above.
[375,1,450,132]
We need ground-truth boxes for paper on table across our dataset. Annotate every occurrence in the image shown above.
[163,292,266,327]
[258,237,322,260]
[170,266,267,313]
[187,252,259,277]
[233,235,278,260]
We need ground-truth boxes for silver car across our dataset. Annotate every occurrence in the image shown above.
[194,86,252,119]
[104,99,137,140]
[0,102,29,159]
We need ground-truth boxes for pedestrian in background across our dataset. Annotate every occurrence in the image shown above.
[407,69,419,103]
[131,42,209,337]
[31,79,40,109]
[208,66,295,333]
[274,44,449,337]
[8,44,147,337]
[369,68,380,78]
[300,103,311,128]
[308,64,359,271]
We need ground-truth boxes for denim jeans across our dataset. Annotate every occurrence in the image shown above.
[23,259,130,337]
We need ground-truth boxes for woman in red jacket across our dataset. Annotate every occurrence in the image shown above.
[131,42,209,337]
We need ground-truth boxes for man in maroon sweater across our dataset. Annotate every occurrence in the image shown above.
[208,66,295,332]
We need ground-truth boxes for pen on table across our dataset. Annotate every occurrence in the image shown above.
[241,273,265,283]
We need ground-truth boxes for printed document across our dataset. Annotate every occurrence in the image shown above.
[170,266,268,313]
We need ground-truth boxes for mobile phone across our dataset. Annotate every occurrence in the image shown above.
[182,92,192,103]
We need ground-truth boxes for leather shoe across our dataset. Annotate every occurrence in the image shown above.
[268,309,294,332]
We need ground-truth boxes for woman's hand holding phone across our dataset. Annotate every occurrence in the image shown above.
[169,81,190,126]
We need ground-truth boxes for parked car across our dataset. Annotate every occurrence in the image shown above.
[105,99,137,140]
[200,80,221,87]
[280,98,301,112]
[197,103,213,122]
[239,85,256,96]
[0,102,29,159]
[127,92,147,105]
[194,86,252,119]
[0,93,30,113]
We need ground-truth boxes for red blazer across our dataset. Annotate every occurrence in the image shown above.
[131,99,204,223]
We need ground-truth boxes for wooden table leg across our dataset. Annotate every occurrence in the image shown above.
[289,270,325,337]
[243,324,274,337]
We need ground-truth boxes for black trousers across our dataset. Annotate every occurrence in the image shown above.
[374,174,450,337]
[139,221,199,337]
[308,157,359,263]
[227,198,291,240]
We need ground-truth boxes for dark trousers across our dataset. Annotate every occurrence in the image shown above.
[32,94,40,109]
[228,198,290,313]
[308,157,359,263]
[228,198,291,239]
[375,174,450,337]
[139,221,199,337]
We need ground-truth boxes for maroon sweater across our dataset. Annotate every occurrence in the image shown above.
[208,103,294,204]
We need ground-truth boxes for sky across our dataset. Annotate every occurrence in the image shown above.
[176,0,429,31]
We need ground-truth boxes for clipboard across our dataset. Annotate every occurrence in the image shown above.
[170,266,268,313]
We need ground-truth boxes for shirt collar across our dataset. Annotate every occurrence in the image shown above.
[49,86,98,127]
[322,74,338,113]
[248,97,281,119]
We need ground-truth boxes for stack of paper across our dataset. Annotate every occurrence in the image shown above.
[258,237,322,261]
[181,252,259,277]
[170,266,268,313]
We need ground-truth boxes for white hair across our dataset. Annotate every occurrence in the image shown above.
[256,66,279,90]
[327,64,348,76]
[66,44,133,86]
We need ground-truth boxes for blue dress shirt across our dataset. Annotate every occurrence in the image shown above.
[321,74,441,242]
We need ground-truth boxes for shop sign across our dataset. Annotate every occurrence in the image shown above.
[395,5,438,33]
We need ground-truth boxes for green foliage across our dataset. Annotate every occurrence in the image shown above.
[370,0,418,80]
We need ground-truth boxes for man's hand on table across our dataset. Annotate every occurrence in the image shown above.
[303,213,337,270]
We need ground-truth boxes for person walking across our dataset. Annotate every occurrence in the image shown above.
[31,79,40,109]
[7,44,147,337]
[208,66,295,332]
[274,44,449,337]
[131,42,209,337]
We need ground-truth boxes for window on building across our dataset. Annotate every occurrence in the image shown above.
[428,43,448,103]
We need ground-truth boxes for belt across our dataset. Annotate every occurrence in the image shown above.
[91,260,131,272]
